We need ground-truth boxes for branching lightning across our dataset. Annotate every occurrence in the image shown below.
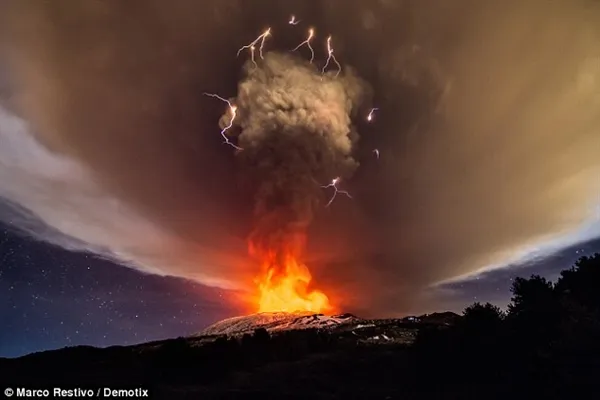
[367,108,378,122]
[289,15,300,25]
[237,28,272,60]
[321,177,352,207]
[321,35,342,78]
[292,28,315,63]
[203,92,242,151]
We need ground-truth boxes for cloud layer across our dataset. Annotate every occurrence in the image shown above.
[1,0,599,316]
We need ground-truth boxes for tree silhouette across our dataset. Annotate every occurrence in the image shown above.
[507,274,561,356]
[508,275,555,316]
[462,302,505,328]
[253,327,270,343]
[555,254,600,312]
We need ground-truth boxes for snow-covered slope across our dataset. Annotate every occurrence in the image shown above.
[196,312,360,337]
[193,311,460,343]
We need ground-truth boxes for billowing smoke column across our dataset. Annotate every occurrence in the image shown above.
[217,52,370,312]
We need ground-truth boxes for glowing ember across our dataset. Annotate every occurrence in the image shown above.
[253,250,332,314]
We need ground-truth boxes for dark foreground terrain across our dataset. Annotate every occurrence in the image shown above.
[2,254,600,399]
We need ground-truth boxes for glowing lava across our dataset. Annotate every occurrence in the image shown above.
[253,250,332,314]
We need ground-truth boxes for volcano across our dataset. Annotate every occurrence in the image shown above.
[0,309,460,398]
[196,311,360,336]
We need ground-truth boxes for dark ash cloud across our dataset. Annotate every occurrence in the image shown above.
[1,0,599,316]
[223,52,370,259]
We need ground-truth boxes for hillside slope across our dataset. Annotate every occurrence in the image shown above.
[196,312,360,336]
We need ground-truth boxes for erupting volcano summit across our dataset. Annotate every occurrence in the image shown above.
[211,51,370,314]
[254,247,332,314]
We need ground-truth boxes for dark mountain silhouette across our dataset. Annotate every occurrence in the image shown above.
[418,311,461,325]
[2,254,600,399]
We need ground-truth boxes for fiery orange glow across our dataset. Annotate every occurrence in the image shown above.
[252,248,332,314]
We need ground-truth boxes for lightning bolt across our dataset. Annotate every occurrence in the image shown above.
[321,177,352,207]
[237,28,271,60]
[321,36,342,78]
[289,15,300,25]
[367,108,378,122]
[249,45,258,69]
[292,28,315,63]
[203,92,242,151]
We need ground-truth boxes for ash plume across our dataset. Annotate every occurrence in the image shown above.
[219,52,369,258]
[1,0,599,316]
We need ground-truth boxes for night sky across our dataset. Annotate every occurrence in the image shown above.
[0,222,236,359]
[2,218,598,358]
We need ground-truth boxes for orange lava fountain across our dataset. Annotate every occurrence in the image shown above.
[251,245,332,314]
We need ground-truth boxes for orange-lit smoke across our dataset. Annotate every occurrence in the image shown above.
[209,50,366,316]
[249,238,333,314]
